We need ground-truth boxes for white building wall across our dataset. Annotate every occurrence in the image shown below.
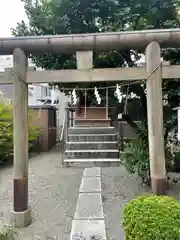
[0,55,41,71]
[57,92,69,126]
[0,55,52,105]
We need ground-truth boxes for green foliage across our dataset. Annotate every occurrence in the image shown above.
[122,194,180,240]
[28,109,40,149]
[121,137,150,184]
[174,151,180,161]
[121,124,173,184]
[0,223,16,239]
[11,0,180,148]
[0,102,39,164]
[12,0,180,82]
[11,0,180,123]
[0,121,13,162]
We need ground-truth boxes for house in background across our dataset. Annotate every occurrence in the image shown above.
[0,55,52,105]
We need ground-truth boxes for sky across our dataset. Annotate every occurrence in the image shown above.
[0,0,28,37]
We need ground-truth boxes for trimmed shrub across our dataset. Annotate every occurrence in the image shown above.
[0,102,39,164]
[122,194,180,240]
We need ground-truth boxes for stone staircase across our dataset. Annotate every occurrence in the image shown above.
[63,125,120,166]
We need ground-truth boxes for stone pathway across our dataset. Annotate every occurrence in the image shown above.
[1,151,180,240]
[0,150,83,239]
[70,167,106,240]
[70,166,148,240]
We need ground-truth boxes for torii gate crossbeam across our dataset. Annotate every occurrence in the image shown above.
[0,28,180,55]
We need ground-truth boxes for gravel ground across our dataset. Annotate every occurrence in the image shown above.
[1,152,180,240]
[101,166,180,240]
[0,149,83,240]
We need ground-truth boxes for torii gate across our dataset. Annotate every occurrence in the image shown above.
[1,29,180,227]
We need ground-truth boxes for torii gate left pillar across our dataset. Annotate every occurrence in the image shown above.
[11,48,32,227]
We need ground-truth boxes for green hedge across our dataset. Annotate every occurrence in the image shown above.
[122,194,180,240]
[0,102,39,164]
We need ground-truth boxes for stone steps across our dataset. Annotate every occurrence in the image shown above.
[66,141,118,150]
[68,126,117,134]
[70,167,107,239]
[65,149,119,159]
[68,133,117,142]
[64,126,120,167]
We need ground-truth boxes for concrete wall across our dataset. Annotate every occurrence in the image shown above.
[111,120,137,139]
[30,106,57,152]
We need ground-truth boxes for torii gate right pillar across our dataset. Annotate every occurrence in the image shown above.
[146,42,167,194]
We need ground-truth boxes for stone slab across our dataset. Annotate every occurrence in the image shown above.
[74,193,104,219]
[79,177,101,193]
[69,133,117,142]
[65,150,119,159]
[70,220,106,240]
[83,167,101,177]
[67,142,117,150]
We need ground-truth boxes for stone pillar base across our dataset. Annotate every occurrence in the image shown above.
[11,207,32,228]
[151,177,167,195]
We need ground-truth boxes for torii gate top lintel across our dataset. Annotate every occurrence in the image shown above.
[1,28,180,55]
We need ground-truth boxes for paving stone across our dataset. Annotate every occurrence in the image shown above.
[70,220,106,240]
[74,193,104,220]
[79,177,101,193]
[83,167,101,177]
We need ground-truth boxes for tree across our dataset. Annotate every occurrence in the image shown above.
[12,0,180,134]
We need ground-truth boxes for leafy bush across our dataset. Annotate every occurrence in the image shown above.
[121,124,173,184]
[0,223,16,240]
[0,102,39,164]
[122,194,180,240]
[172,151,180,172]
[121,137,150,184]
